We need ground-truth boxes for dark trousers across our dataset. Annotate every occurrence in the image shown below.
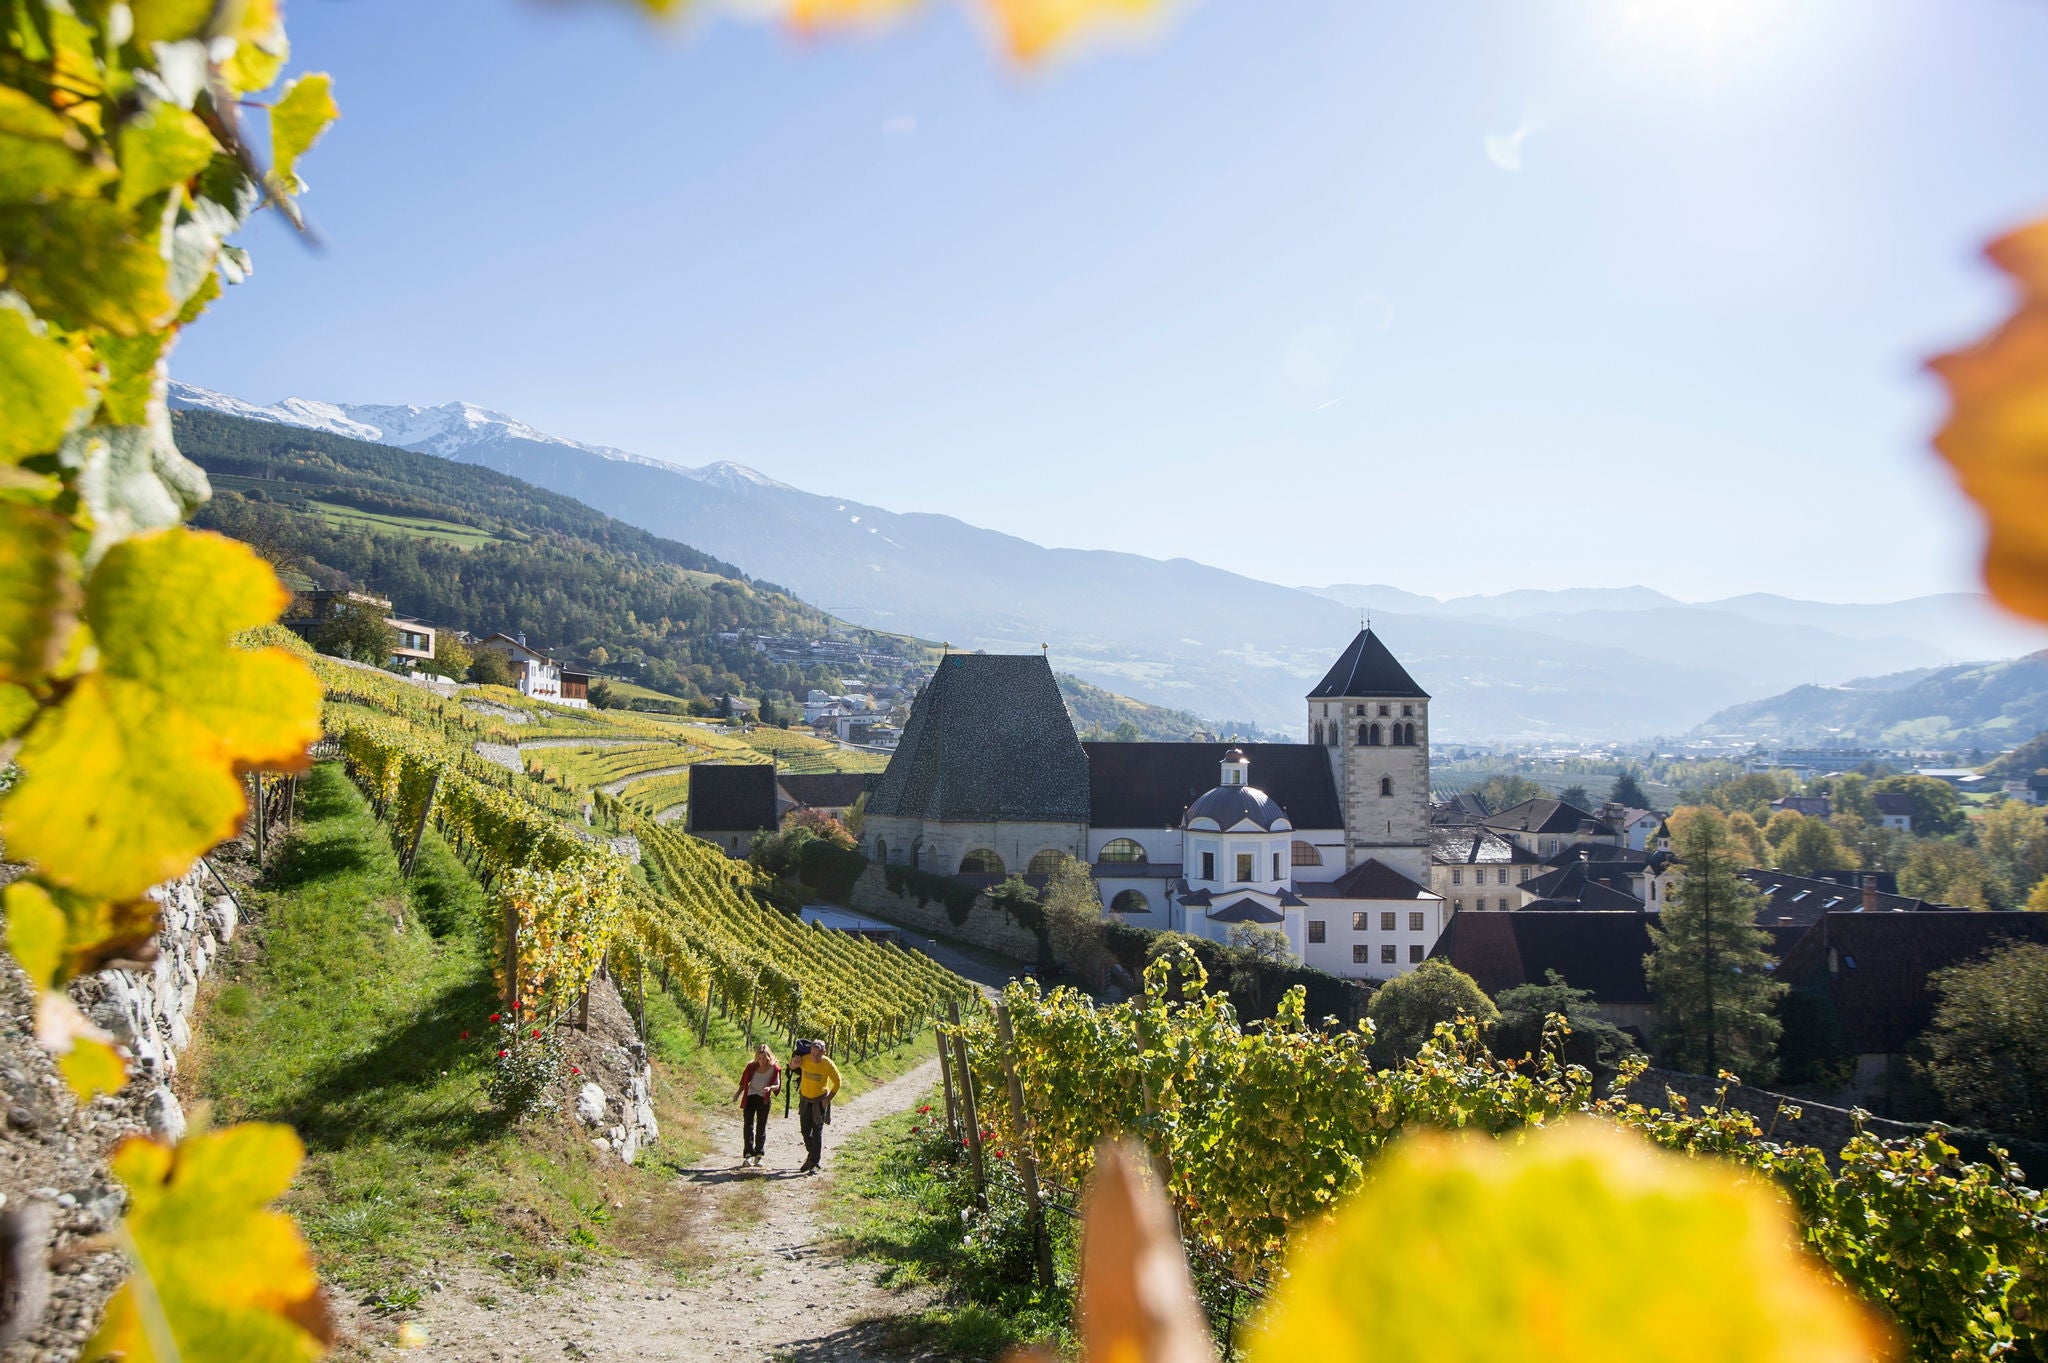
[799,1096,827,1168]
[742,1094,770,1157]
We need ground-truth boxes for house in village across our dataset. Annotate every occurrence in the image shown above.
[287,589,437,669]
[1872,791,1915,832]
[475,632,591,709]
[686,764,781,857]
[860,631,1449,982]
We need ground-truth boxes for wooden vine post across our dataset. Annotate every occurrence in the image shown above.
[948,1001,988,1208]
[502,895,520,1008]
[936,1020,960,1142]
[698,979,715,1045]
[994,999,1056,1289]
[401,772,441,878]
[251,774,266,870]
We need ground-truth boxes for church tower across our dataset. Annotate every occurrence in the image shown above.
[1306,628,1431,881]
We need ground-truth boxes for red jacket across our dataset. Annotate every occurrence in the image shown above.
[735,1059,782,1103]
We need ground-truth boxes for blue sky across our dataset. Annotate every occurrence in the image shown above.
[177,0,2048,604]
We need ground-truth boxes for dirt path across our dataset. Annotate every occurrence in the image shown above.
[407,1059,941,1362]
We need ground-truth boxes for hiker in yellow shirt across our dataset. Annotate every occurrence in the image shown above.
[791,1039,842,1175]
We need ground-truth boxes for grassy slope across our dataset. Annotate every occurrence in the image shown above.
[184,761,939,1312]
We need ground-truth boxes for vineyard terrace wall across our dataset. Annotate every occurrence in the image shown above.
[843,863,1046,961]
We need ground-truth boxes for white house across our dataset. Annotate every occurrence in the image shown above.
[475,632,587,709]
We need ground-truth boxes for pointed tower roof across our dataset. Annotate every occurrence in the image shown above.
[1308,628,1429,699]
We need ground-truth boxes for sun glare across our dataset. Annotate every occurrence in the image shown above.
[1608,0,1793,66]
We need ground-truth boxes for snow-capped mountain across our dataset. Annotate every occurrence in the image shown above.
[166,382,790,489]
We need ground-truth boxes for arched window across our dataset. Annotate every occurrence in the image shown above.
[1312,721,1324,745]
[1026,849,1066,876]
[1099,838,1148,864]
[1379,776,1394,797]
[1358,723,1370,746]
[1406,722,1418,746]
[1369,722,1383,746]
[1110,889,1150,914]
[959,849,1005,875]
[1290,840,1323,867]
[874,837,888,864]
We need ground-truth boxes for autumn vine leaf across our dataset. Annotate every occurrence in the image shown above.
[1930,216,2048,625]
[85,1124,333,1363]
[1248,1121,1889,1363]
[700,0,1170,62]
[2,528,322,903]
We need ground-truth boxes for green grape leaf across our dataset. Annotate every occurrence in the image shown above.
[0,304,93,463]
[0,501,77,683]
[0,87,110,202]
[1248,1121,1887,1363]
[0,200,174,336]
[267,73,336,196]
[85,1124,331,1363]
[116,103,218,208]
[129,0,216,47]
[2,528,322,902]
[62,417,211,559]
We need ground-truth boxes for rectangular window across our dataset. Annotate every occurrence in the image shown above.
[1408,912,1425,931]
[1201,852,1214,880]
[1519,868,1530,882]
[1381,944,1397,964]
[1409,944,1425,963]
[1273,851,1282,879]
[1353,944,1370,964]
[1379,704,1390,716]
[1380,911,1396,931]
[1351,911,1369,931]
[1451,869,1462,885]
[1236,852,1254,882]
[1497,897,1508,911]
[1402,704,1413,716]
[1308,920,1326,944]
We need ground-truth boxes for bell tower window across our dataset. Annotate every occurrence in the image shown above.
[1380,776,1394,797]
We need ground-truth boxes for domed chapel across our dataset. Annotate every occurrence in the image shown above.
[860,628,1447,982]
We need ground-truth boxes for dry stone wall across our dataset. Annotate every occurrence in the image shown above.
[844,865,1042,961]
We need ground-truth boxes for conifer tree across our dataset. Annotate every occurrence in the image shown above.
[1646,808,1784,1080]
[1610,768,1650,808]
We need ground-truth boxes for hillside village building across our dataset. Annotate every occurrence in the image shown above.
[861,630,1449,982]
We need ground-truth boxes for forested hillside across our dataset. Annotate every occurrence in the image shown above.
[177,410,933,706]
[1691,652,2048,749]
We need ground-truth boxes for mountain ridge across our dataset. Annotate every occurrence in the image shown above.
[169,382,2048,740]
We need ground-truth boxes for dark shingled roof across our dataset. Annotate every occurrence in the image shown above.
[1777,911,2048,1053]
[685,763,779,835]
[1738,869,1945,956]
[1431,910,1657,1005]
[776,772,869,811]
[1431,828,1546,866]
[1298,859,1437,901]
[1307,628,1430,699]
[1085,742,1341,829]
[1482,798,1614,838]
[867,654,1090,823]
[1520,861,1642,907]
[1209,898,1286,925]
[1872,792,1916,817]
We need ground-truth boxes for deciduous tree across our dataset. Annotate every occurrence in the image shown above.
[1365,959,1498,1064]
[1924,942,2048,1138]
[1871,774,1964,836]
[1646,808,1784,1080]
[1040,855,1113,987]
[312,598,396,664]
[1900,840,2005,909]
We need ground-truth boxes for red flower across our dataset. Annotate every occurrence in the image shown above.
[512,1001,522,1010]
[489,1013,501,1023]
[498,1049,509,1059]
[531,1028,540,1038]
[918,1105,932,1113]
[571,1066,581,1075]
[460,1031,469,1039]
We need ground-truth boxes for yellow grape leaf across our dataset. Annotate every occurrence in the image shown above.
[0,683,33,739]
[3,528,321,902]
[4,880,66,990]
[0,501,78,681]
[94,333,169,426]
[85,1125,331,1363]
[268,73,337,196]
[985,0,1163,61]
[1930,217,2048,624]
[116,103,219,209]
[0,86,111,202]
[0,199,175,336]
[59,1034,129,1101]
[0,305,93,462]
[1247,1121,1888,1363]
[221,0,290,95]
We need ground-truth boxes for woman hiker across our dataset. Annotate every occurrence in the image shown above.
[733,1044,781,1168]
[792,1039,842,1175]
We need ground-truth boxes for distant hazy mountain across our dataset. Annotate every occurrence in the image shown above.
[1691,654,2048,751]
[170,382,2048,741]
